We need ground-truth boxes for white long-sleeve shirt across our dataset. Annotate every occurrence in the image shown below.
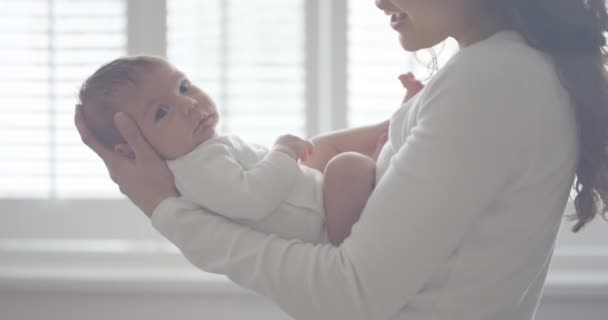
[167,135,326,243]
[151,31,578,320]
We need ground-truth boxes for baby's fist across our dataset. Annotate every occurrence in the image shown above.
[273,134,314,161]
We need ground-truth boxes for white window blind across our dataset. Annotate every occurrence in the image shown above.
[167,0,306,147]
[0,0,460,200]
[0,0,126,199]
[347,1,458,127]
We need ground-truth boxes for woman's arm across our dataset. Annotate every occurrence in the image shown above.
[149,73,519,319]
[75,68,516,319]
[152,106,510,320]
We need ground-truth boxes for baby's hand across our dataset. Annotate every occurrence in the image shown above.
[399,72,424,104]
[273,134,314,161]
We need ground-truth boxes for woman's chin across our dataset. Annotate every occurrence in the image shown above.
[398,35,420,52]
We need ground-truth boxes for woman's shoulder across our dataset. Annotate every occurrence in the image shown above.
[407,29,575,164]
[463,30,546,63]
[420,30,565,111]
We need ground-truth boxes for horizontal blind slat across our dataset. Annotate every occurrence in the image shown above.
[0,0,126,199]
[347,1,458,126]
[167,0,305,147]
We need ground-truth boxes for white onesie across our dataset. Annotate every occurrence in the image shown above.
[167,135,326,243]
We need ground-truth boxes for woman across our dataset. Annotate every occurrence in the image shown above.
[75,0,608,319]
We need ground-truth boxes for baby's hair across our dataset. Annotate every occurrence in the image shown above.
[78,55,162,148]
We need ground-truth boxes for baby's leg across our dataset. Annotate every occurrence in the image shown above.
[323,152,376,246]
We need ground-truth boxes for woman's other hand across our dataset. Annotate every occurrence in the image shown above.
[74,105,178,216]
[399,72,424,104]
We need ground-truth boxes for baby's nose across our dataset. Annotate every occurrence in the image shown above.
[183,99,198,115]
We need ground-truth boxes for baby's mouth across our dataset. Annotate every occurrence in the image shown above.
[194,113,216,132]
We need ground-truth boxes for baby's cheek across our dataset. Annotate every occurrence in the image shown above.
[143,128,174,159]
[167,133,198,159]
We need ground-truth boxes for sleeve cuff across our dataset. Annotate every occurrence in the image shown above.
[150,196,195,232]
[264,149,301,178]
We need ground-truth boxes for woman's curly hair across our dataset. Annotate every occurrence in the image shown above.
[485,0,608,232]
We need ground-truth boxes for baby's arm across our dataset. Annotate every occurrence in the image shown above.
[301,73,424,173]
[170,141,301,222]
[272,134,314,161]
[299,121,388,173]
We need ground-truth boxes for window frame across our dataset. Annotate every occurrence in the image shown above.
[0,0,344,237]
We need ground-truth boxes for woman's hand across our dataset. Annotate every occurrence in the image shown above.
[399,72,424,104]
[74,105,178,216]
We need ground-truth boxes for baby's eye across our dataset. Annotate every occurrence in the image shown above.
[155,104,169,121]
[179,80,191,94]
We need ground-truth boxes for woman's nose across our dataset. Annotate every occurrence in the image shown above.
[375,0,398,14]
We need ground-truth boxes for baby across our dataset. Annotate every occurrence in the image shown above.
[78,55,422,245]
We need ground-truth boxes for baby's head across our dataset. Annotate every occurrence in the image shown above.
[79,55,219,160]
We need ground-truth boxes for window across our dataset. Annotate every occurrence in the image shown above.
[1,0,458,200]
[167,0,306,146]
[347,1,458,126]
[0,0,126,199]
[347,0,411,126]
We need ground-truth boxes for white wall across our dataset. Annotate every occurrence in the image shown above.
[1,286,607,320]
[537,298,608,320]
[1,201,607,319]
[0,292,290,320]
[1,248,607,320]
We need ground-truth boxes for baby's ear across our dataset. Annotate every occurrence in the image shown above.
[114,143,135,160]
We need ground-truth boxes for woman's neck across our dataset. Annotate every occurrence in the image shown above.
[453,9,509,48]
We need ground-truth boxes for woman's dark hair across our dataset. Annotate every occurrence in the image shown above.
[486,0,608,232]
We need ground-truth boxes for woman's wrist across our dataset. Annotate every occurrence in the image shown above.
[141,187,180,218]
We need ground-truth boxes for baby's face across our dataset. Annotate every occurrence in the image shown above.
[122,60,219,160]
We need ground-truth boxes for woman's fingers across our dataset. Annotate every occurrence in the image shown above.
[398,72,421,89]
[76,106,177,215]
[399,73,424,103]
[74,104,118,165]
[114,112,158,162]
